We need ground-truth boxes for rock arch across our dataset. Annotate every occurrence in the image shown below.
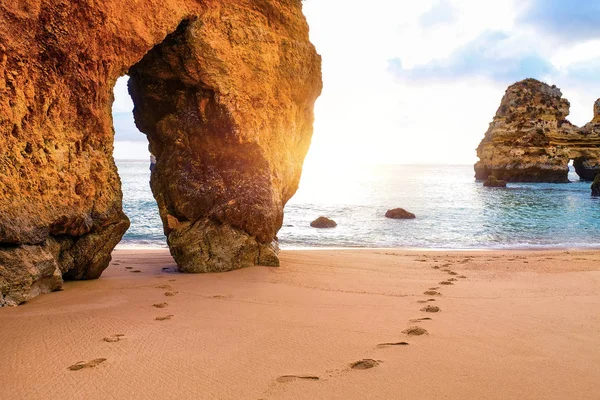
[475,79,600,183]
[0,1,322,306]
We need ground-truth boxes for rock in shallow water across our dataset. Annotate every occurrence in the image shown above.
[310,217,337,229]
[483,176,507,188]
[385,208,416,219]
[592,175,600,197]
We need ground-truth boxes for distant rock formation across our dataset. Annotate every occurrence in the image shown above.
[475,79,600,183]
[310,217,337,229]
[0,1,321,305]
[592,175,600,197]
[385,208,416,219]
[483,176,507,188]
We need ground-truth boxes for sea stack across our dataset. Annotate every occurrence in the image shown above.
[310,217,337,228]
[474,79,600,183]
[385,208,416,219]
[0,1,322,305]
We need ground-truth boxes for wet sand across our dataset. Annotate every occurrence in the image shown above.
[1,249,599,399]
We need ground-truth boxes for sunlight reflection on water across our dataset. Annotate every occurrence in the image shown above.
[117,162,600,249]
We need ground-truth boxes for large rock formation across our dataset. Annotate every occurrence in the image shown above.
[475,79,600,183]
[0,1,321,305]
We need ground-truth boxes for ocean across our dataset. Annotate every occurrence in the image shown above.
[117,161,600,250]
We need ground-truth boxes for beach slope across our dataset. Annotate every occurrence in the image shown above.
[0,249,599,399]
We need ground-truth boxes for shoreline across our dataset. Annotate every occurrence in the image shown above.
[115,244,600,252]
[1,248,599,399]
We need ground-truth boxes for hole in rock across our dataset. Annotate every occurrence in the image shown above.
[112,75,164,248]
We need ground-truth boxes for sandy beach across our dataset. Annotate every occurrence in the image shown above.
[1,248,599,399]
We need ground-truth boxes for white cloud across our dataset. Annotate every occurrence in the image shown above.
[300,0,600,166]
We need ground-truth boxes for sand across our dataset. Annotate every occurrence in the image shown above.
[1,248,599,399]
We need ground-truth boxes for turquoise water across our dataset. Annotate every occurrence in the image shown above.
[117,162,600,249]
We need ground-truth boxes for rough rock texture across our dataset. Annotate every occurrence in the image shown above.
[385,208,416,219]
[310,217,337,229]
[0,0,321,304]
[483,176,507,188]
[475,79,600,183]
[592,175,600,197]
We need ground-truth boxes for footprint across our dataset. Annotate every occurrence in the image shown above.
[350,359,379,370]
[155,315,174,321]
[416,300,428,304]
[113,263,120,266]
[131,270,141,273]
[276,375,320,383]
[68,358,107,371]
[164,291,178,297]
[409,317,432,322]
[426,298,436,302]
[423,290,441,296]
[402,326,428,336]
[168,279,176,282]
[432,266,440,269]
[377,342,409,348]
[458,275,467,279]
[439,281,453,285]
[125,266,133,270]
[448,271,458,276]
[428,287,440,290]
[156,285,172,290]
[420,305,441,313]
[153,302,168,308]
[441,269,450,272]
[102,334,125,343]
[447,278,458,282]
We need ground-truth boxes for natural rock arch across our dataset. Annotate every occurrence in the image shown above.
[475,79,600,183]
[0,1,322,306]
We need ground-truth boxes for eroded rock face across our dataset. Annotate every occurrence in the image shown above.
[483,176,507,188]
[592,175,600,197]
[475,79,600,183]
[0,1,321,304]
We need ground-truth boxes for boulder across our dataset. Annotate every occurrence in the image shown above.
[483,176,507,188]
[385,208,416,219]
[310,217,337,229]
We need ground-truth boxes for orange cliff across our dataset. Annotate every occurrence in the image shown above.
[0,0,322,306]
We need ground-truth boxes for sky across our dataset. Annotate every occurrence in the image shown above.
[113,0,600,165]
